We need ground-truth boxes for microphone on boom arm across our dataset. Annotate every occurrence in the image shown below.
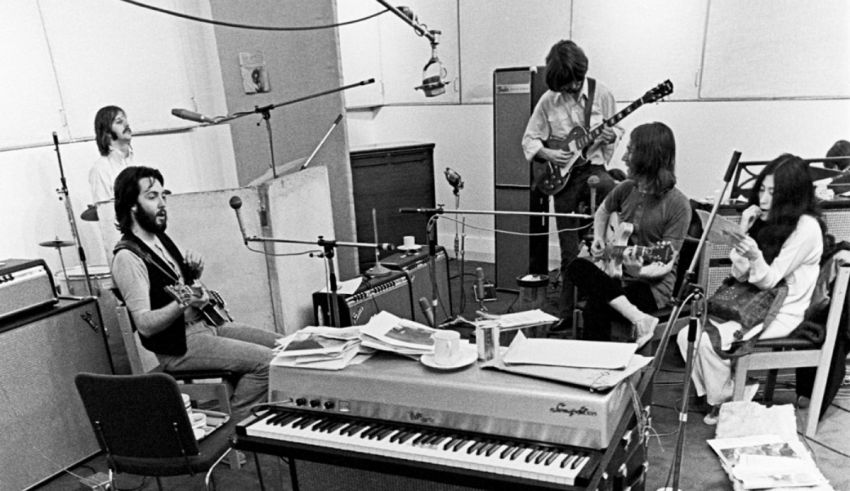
[229,196,248,245]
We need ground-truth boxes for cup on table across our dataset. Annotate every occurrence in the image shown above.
[432,330,461,365]
[403,235,416,248]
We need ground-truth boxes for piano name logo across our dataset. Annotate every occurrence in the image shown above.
[550,403,597,417]
[407,411,435,424]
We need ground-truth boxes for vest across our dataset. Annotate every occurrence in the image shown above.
[114,232,195,356]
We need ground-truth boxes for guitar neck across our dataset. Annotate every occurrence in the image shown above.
[581,100,645,147]
[607,244,653,260]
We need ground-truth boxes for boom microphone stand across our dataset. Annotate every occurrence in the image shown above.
[229,196,392,327]
[178,79,374,179]
[52,132,94,296]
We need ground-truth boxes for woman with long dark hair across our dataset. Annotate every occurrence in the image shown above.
[567,122,691,346]
[679,154,824,424]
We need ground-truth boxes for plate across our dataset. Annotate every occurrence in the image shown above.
[420,345,477,370]
[397,244,423,252]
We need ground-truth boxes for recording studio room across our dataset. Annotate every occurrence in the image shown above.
[1,1,849,490]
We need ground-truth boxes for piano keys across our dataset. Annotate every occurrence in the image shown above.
[234,352,649,490]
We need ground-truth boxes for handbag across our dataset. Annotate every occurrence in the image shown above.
[707,277,788,332]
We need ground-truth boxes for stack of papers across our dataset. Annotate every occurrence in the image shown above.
[272,326,371,370]
[708,435,829,489]
[476,309,558,329]
[484,331,650,391]
[359,311,436,357]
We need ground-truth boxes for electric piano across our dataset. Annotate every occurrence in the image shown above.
[234,352,649,490]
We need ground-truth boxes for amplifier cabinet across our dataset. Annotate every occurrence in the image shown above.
[0,298,113,491]
[313,271,414,327]
[381,246,452,325]
[0,258,58,323]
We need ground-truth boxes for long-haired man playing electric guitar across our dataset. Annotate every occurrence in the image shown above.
[567,122,691,347]
[522,40,621,332]
[110,166,280,419]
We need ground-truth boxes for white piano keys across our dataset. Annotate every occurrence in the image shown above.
[245,411,589,486]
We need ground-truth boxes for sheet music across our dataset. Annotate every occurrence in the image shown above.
[502,331,636,369]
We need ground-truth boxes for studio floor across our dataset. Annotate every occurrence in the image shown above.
[36,259,850,490]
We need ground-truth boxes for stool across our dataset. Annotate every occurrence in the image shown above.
[516,275,550,337]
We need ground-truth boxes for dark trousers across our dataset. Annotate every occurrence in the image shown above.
[567,258,658,341]
[554,164,615,318]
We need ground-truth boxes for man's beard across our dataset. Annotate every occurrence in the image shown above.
[135,206,167,233]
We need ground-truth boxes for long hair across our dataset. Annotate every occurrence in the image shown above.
[627,122,676,195]
[747,154,821,263]
[114,166,164,235]
[544,40,588,92]
[94,105,124,156]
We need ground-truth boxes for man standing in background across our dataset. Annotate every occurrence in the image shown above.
[89,105,133,203]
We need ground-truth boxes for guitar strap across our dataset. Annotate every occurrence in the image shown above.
[584,77,596,131]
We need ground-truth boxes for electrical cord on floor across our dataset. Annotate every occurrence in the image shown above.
[799,432,850,459]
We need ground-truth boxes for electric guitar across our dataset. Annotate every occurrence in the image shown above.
[532,80,674,196]
[165,282,233,326]
[591,213,675,278]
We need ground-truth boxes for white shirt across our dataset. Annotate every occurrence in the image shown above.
[88,147,134,203]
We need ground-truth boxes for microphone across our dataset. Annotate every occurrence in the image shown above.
[229,196,248,245]
[171,108,216,124]
[587,175,600,214]
[52,131,59,147]
[723,150,743,183]
[475,267,486,300]
[444,167,464,193]
[419,297,435,328]
[399,207,445,214]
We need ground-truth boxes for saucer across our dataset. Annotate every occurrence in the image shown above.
[420,345,477,370]
[397,244,423,252]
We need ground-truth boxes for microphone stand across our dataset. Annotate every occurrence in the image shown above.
[239,232,391,328]
[52,132,94,296]
[199,79,374,179]
[652,150,742,491]
[402,206,593,326]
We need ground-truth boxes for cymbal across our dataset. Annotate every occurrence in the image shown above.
[81,204,99,222]
[39,239,74,248]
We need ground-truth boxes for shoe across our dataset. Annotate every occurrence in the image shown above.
[703,405,720,425]
[548,318,573,333]
[632,316,658,349]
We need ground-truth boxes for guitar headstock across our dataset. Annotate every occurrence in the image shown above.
[646,241,675,264]
[641,80,673,105]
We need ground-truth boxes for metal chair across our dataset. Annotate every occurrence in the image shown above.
[732,265,850,438]
[75,372,263,490]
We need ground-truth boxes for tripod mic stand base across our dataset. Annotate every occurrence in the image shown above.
[365,263,392,277]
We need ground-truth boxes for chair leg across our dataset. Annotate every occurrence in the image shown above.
[155,476,164,491]
[205,448,232,491]
[805,355,833,438]
[764,369,778,403]
[733,356,751,400]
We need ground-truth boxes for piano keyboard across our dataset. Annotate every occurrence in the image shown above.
[239,407,598,487]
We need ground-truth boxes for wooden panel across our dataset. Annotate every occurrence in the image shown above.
[0,298,112,490]
[350,143,436,272]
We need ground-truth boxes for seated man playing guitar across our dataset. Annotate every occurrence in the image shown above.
[110,166,280,420]
[521,39,621,330]
[567,122,691,347]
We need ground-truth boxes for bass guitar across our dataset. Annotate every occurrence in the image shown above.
[165,282,233,327]
[592,212,674,278]
[532,80,673,196]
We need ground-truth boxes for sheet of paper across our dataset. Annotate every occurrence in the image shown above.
[502,331,635,369]
[318,277,362,295]
[485,352,651,391]
[696,209,744,247]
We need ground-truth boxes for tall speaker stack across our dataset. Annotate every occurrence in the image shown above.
[493,67,550,291]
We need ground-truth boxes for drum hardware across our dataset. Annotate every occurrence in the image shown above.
[51,131,94,296]
[39,236,74,293]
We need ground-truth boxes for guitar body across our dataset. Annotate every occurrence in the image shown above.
[165,282,233,327]
[529,80,674,197]
[593,212,675,279]
[531,127,588,196]
[594,213,634,278]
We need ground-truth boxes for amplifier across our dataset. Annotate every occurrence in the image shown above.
[0,259,58,323]
[313,271,413,327]
[381,246,452,325]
